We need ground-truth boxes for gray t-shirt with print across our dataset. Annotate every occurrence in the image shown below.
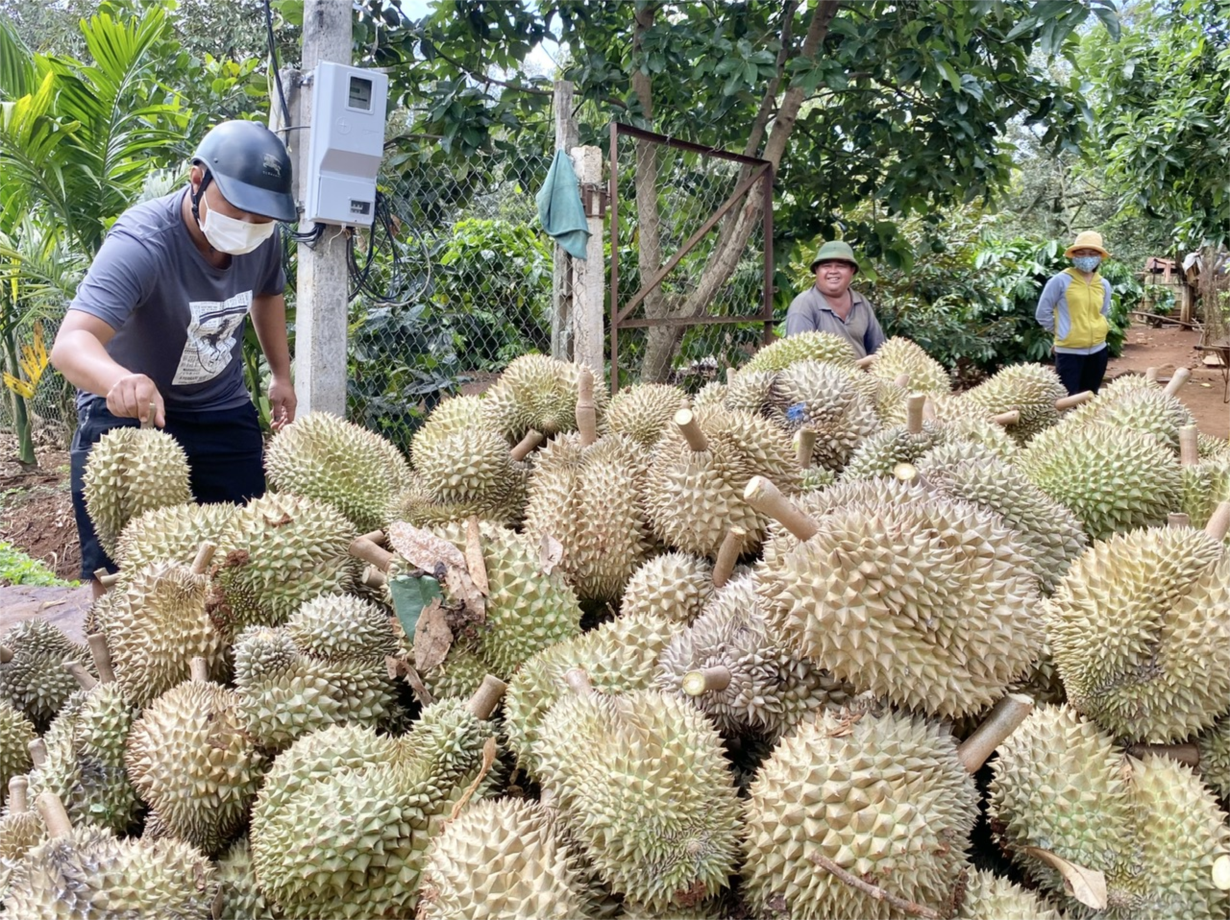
[69,188,285,412]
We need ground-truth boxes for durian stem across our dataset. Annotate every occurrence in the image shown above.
[991,409,1021,427]
[359,530,387,546]
[1125,742,1200,767]
[466,675,507,721]
[8,777,27,814]
[855,354,877,369]
[348,537,394,573]
[62,661,97,692]
[794,428,817,471]
[713,528,746,588]
[922,397,938,422]
[28,739,46,768]
[34,791,73,840]
[361,566,388,589]
[189,658,209,683]
[510,429,545,462]
[564,668,594,697]
[682,666,731,696]
[465,516,490,597]
[674,409,708,452]
[93,568,120,589]
[1146,366,1159,383]
[1179,425,1200,466]
[1055,391,1094,411]
[0,646,12,664]
[743,476,819,542]
[893,462,920,485]
[190,542,216,576]
[1163,366,1192,396]
[576,366,598,447]
[956,693,1035,773]
[86,634,116,684]
[893,372,910,389]
[809,853,942,919]
[1169,513,1191,529]
[1205,501,1230,542]
[906,394,926,434]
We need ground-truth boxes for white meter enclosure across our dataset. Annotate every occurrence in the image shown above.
[303,62,389,227]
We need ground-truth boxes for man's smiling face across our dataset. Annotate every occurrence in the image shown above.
[814,260,855,299]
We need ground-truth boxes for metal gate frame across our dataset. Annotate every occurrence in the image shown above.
[608,123,775,392]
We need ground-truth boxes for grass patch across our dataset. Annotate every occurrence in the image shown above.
[0,541,78,587]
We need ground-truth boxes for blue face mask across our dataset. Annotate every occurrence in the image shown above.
[1072,254,1102,273]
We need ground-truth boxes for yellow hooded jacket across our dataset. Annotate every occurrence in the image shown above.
[1035,267,1112,354]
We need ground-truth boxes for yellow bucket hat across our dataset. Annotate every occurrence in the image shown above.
[1065,230,1110,259]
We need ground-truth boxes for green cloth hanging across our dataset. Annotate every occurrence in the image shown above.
[536,148,590,259]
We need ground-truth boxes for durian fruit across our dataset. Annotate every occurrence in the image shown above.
[751,478,1042,719]
[481,354,609,440]
[395,472,527,529]
[1019,423,1182,540]
[27,647,139,836]
[839,393,947,481]
[959,362,1072,443]
[536,682,742,914]
[1060,385,1195,453]
[743,330,857,373]
[1044,509,1230,742]
[867,336,950,394]
[125,661,267,856]
[991,705,1230,919]
[619,552,715,624]
[916,440,1087,592]
[523,433,654,603]
[82,426,192,559]
[773,361,882,470]
[233,595,400,752]
[1200,432,1230,459]
[93,545,223,706]
[656,573,851,740]
[953,869,1063,920]
[0,778,47,897]
[1196,717,1230,800]
[1180,426,1230,530]
[0,701,33,807]
[2,791,217,917]
[215,838,280,920]
[250,689,501,920]
[211,492,361,631]
[606,383,688,447]
[504,612,679,775]
[417,798,595,920]
[265,412,411,531]
[741,706,980,919]
[0,620,94,732]
[416,643,491,703]
[114,502,235,571]
[645,406,798,558]
[691,380,727,408]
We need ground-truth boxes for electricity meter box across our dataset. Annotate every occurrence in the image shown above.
[303,62,389,227]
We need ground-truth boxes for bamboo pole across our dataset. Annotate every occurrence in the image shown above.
[956,693,1034,773]
[675,409,709,452]
[743,477,819,542]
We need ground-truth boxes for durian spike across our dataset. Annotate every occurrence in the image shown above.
[1124,742,1200,766]
[361,565,388,589]
[1205,501,1230,542]
[358,530,387,546]
[893,372,910,389]
[713,527,746,588]
[28,739,46,768]
[86,634,116,684]
[906,394,926,435]
[991,409,1021,427]
[1169,513,1191,529]
[93,568,120,590]
[576,366,598,448]
[34,791,73,840]
[855,354,877,369]
[348,536,394,572]
[955,693,1034,773]
[62,660,97,692]
[1146,366,1159,383]
[8,776,27,814]
[794,429,817,471]
[563,668,594,697]
[682,666,732,697]
[509,429,545,462]
[1179,425,1200,466]
[743,476,819,542]
[466,674,507,721]
[1055,391,1094,411]
[922,396,938,422]
[1163,366,1192,397]
[189,657,210,683]
[190,541,216,576]
[674,409,709,453]
[0,646,13,664]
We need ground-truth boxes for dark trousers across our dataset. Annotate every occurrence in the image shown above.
[70,398,265,579]
[1054,348,1109,397]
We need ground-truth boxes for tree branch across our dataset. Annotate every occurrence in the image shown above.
[742,0,800,160]
[809,853,943,919]
[399,42,553,96]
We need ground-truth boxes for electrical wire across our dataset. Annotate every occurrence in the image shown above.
[345,191,433,307]
[264,0,292,131]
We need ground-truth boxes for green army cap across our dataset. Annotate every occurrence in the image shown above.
[809,240,859,273]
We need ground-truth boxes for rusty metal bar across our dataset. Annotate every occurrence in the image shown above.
[609,122,621,393]
[620,315,775,329]
[762,164,775,346]
[613,122,769,167]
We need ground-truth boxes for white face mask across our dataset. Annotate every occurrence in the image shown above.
[198,195,277,255]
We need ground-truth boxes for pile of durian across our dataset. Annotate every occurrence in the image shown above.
[3,339,1230,918]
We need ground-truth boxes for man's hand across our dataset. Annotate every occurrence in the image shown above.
[268,375,297,431]
[106,373,165,427]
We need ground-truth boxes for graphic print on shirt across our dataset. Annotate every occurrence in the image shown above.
[172,290,252,386]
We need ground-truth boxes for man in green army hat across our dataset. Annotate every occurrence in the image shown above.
[784,240,886,358]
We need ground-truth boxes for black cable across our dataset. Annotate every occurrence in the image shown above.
[263,0,292,131]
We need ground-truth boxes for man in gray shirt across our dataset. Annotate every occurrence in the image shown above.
[784,240,886,358]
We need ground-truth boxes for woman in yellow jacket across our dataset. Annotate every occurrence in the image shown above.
[1035,231,1113,396]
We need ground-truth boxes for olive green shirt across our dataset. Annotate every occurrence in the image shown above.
[784,287,885,358]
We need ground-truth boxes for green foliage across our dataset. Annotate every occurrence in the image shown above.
[0,540,75,587]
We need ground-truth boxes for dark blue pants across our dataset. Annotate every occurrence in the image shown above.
[1054,349,1109,397]
[70,398,265,579]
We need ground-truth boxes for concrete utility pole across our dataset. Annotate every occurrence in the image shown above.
[293,0,352,416]
[570,145,605,379]
[550,80,578,361]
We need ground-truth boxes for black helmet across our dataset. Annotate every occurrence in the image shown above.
[190,120,296,222]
